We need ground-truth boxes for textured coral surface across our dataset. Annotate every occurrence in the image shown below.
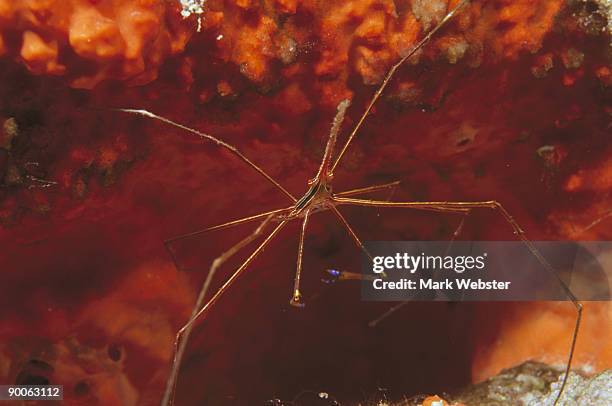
[0,0,191,87]
[0,0,610,405]
[398,362,612,405]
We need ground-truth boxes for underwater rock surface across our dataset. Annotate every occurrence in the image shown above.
[396,362,612,405]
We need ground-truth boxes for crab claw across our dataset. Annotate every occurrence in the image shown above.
[289,290,305,308]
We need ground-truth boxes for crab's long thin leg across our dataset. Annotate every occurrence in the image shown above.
[164,206,293,246]
[573,209,612,237]
[330,0,470,175]
[291,210,311,307]
[163,206,291,274]
[368,302,409,328]
[333,197,470,213]
[116,109,296,203]
[179,219,289,333]
[336,180,402,197]
[329,205,373,261]
[445,210,469,255]
[332,197,582,406]
[329,182,402,271]
[162,218,289,406]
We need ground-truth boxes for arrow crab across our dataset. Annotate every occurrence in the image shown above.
[120,1,582,404]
